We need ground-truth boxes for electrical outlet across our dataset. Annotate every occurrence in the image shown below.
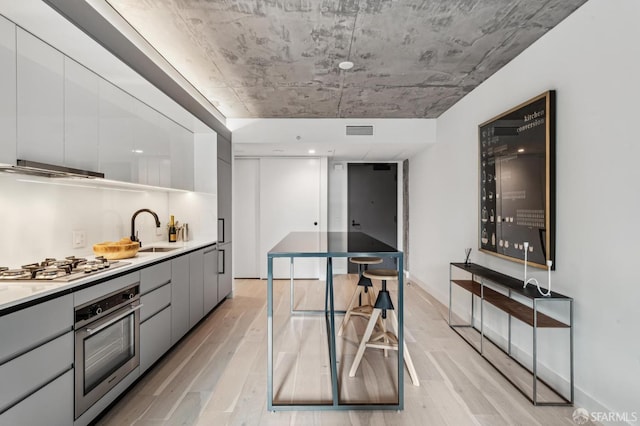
[72,230,86,248]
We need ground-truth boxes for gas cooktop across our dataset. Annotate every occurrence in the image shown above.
[0,256,130,282]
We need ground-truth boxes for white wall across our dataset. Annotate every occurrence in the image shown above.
[228,118,434,145]
[228,118,436,160]
[0,173,217,266]
[408,0,640,420]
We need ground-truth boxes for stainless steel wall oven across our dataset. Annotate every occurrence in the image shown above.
[74,283,141,419]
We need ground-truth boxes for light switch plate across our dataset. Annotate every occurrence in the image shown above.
[72,230,86,248]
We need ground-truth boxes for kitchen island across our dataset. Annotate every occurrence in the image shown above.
[267,231,405,411]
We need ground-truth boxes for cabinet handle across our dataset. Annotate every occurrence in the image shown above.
[218,218,225,243]
[218,249,225,274]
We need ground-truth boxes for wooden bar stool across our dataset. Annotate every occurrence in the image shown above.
[338,257,383,337]
[348,268,420,386]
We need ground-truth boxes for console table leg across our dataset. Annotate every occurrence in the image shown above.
[290,257,295,314]
[471,292,475,329]
[508,289,512,356]
[570,300,575,404]
[533,299,538,405]
[480,280,484,355]
[448,265,452,326]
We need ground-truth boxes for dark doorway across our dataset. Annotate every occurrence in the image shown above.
[348,163,398,272]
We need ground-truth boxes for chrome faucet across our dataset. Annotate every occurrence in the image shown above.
[130,209,161,247]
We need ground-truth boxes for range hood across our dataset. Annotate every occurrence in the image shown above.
[0,160,104,178]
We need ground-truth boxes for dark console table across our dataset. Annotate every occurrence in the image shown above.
[449,262,573,406]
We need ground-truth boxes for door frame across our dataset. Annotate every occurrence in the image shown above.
[328,160,404,275]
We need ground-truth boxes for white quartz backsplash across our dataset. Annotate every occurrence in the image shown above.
[0,173,217,267]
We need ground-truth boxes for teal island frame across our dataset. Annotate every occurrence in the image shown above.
[267,232,405,411]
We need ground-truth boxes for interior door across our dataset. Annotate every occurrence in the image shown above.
[260,158,321,279]
[234,158,260,277]
[348,163,398,271]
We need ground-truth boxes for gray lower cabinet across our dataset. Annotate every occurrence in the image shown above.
[0,294,73,425]
[140,262,172,374]
[140,306,171,374]
[171,254,190,345]
[189,249,204,328]
[0,369,73,426]
[218,243,232,302]
[217,134,232,301]
[1,245,221,426]
[203,246,218,313]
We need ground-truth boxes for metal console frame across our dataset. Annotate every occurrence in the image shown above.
[448,262,574,406]
[267,236,404,411]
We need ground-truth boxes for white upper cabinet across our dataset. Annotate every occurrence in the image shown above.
[194,132,217,194]
[0,16,16,166]
[169,121,194,191]
[98,80,134,182]
[64,58,99,172]
[16,29,64,165]
[4,17,203,190]
[133,100,171,187]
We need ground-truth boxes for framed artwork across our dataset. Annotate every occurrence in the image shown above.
[478,91,556,269]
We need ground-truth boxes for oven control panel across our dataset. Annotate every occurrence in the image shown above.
[75,285,139,323]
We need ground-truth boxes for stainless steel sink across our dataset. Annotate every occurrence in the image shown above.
[139,247,178,253]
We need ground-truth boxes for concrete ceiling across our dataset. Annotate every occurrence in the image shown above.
[105,0,587,119]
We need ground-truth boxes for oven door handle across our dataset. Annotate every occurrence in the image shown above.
[85,304,143,336]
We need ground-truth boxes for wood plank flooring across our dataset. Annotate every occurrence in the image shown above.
[96,276,580,425]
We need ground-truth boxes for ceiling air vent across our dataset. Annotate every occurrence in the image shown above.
[346,125,373,136]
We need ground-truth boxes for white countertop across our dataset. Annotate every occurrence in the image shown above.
[0,239,217,313]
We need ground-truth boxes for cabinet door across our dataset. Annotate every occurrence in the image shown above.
[140,283,171,322]
[140,306,171,374]
[217,135,231,163]
[133,100,171,187]
[189,249,204,327]
[0,332,73,413]
[194,132,217,194]
[0,16,16,165]
[218,244,233,302]
[64,58,99,172]
[98,80,134,182]
[169,121,194,191]
[203,246,218,313]
[0,294,73,363]
[217,159,232,244]
[16,29,64,165]
[0,369,73,426]
[140,259,171,295]
[171,255,190,344]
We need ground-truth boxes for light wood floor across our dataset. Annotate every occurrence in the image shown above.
[96,276,580,425]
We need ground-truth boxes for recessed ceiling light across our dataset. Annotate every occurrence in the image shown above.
[518,148,525,153]
[339,61,354,70]
[308,149,316,154]
[131,149,144,154]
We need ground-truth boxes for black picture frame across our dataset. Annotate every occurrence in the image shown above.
[478,91,556,269]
